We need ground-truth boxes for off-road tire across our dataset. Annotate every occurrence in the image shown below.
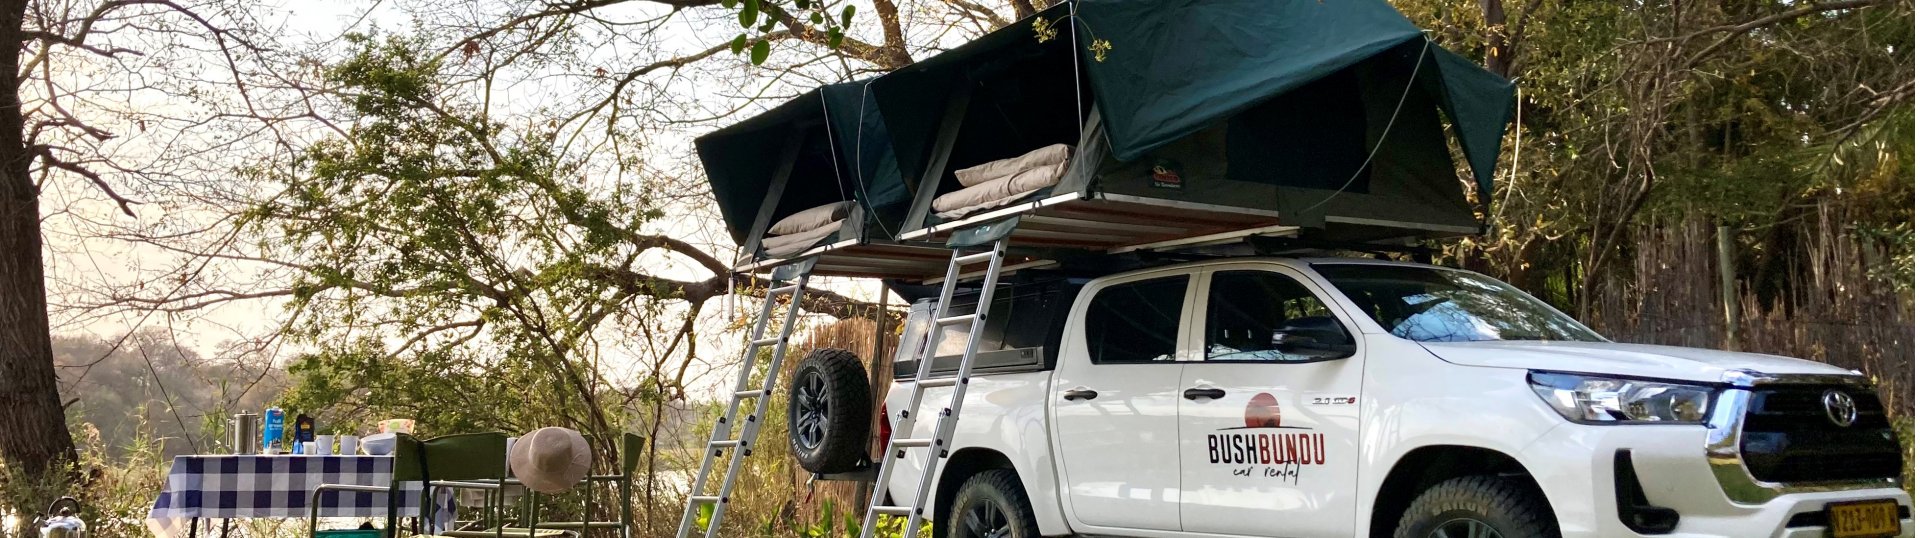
[786,348,871,473]
[944,470,1041,538]
[1393,475,1558,538]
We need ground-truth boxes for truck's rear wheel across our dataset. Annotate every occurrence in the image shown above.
[1393,475,1558,538]
[945,470,1040,538]
[786,348,871,473]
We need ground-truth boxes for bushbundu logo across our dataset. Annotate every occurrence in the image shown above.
[1206,392,1328,467]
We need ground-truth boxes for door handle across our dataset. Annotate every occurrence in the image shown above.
[1062,388,1099,401]
[1184,387,1227,400]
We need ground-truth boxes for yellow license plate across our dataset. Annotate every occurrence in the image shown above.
[1829,499,1901,538]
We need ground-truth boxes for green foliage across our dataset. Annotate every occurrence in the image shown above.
[782,499,929,538]
[1399,0,1912,307]
[740,0,760,29]
[720,0,857,65]
[249,33,680,440]
[752,40,772,65]
[4,414,172,538]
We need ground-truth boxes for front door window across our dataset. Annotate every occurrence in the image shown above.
[1203,270,1352,362]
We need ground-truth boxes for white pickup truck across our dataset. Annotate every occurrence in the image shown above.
[786,257,1911,538]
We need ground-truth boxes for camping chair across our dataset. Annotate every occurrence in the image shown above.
[307,432,516,538]
[307,433,423,538]
[493,432,644,538]
[416,432,514,535]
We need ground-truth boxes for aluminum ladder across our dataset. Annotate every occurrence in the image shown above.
[859,237,1011,538]
[676,260,814,538]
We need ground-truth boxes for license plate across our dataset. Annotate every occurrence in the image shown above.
[1829,499,1901,538]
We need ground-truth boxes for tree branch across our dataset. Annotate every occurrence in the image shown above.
[33,145,135,216]
[1669,0,1887,67]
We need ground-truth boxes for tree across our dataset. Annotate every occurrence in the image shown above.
[1401,0,1910,312]
[66,1,998,530]
[0,0,277,496]
[0,0,69,489]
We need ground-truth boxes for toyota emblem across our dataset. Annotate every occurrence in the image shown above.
[1823,389,1858,428]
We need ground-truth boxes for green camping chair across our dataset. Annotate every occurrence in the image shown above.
[308,433,424,538]
[417,432,513,535]
[488,432,643,538]
[308,432,515,538]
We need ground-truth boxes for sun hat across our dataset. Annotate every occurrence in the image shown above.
[508,427,591,493]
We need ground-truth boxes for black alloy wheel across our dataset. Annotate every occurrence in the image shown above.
[785,348,870,473]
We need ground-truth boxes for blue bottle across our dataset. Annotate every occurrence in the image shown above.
[263,407,285,453]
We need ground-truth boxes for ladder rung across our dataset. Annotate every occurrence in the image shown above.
[916,377,960,388]
[935,314,976,326]
[870,506,914,516]
[954,251,997,265]
[690,495,723,504]
[892,438,936,448]
[750,335,784,346]
[767,283,803,296]
[733,389,767,398]
[709,440,741,448]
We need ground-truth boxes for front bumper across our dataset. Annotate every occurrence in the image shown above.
[1519,421,1911,538]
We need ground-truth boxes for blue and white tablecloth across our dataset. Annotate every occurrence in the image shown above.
[147,455,453,537]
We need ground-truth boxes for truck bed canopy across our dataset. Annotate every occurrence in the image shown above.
[697,81,952,277]
[870,0,1515,252]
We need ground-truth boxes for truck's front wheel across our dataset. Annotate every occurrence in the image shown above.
[945,470,1040,538]
[1392,476,1558,538]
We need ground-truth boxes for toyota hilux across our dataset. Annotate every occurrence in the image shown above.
[785,257,1911,538]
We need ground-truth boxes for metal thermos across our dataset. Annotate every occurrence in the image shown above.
[231,413,260,455]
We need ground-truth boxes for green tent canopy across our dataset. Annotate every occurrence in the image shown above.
[868,0,1516,243]
[695,80,912,253]
[1075,0,1516,199]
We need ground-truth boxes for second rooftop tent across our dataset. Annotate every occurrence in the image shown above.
[697,81,953,278]
[869,0,1516,255]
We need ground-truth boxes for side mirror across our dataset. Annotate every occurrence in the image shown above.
[1271,317,1354,357]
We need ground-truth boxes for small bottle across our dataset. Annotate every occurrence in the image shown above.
[294,414,316,455]
[263,407,285,454]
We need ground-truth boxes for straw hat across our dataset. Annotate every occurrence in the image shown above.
[509,427,591,493]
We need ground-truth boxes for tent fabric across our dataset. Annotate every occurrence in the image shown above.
[866,0,1515,237]
[696,80,911,247]
[867,1,1085,200]
[820,83,912,230]
[1074,0,1515,198]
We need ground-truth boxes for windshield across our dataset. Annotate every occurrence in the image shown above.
[1312,264,1604,343]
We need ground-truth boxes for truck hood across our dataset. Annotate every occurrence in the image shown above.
[1417,340,1857,383]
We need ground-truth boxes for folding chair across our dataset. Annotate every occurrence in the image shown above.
[495,432,645,538]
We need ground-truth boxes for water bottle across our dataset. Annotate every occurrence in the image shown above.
[262,407,285,454]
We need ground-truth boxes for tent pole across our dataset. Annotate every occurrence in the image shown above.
[900,85,974,234]
[742,130,806,258]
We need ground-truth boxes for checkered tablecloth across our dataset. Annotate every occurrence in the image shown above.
[147,455,453,537]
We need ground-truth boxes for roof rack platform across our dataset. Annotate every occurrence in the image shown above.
[733,239,956,279]
[897,192,1301,254]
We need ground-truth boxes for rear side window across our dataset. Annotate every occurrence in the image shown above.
[1084,275,1190,363]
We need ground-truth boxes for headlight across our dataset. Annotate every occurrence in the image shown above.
[1527,372,1713,424]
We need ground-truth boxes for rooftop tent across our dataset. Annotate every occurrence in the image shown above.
[870,0,1516,252]
[696,81,950,277]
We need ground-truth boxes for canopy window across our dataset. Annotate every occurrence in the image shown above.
[872,0,1515,255]
[696,81,952,278]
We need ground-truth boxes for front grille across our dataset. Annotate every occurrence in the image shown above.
[1740,384,1902,483]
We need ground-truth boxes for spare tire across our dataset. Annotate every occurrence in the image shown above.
[787,348,872,473]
